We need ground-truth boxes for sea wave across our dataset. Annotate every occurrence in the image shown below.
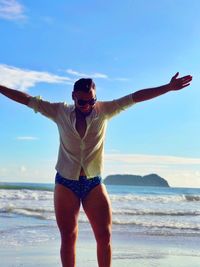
[111,219,200,231]
[1,189,200,204]
[112,209,200,216]
[184,195,200,201]
[110,194,200,203]
[1,183,199,239]
[2,205,200,219]
[0,189,53,201]
[1,206,55,220]
[1,182,200,203]
[0,182,53,191]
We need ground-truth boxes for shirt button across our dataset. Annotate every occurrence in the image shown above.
[80,142,84,149]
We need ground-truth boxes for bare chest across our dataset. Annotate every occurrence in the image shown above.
[75,115,87,139]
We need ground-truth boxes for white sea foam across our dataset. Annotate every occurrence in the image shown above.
[109,193,200,203]
[1,186,200,203]
[0,184,200,238]
[0,189,53,201]
[112,208,200,216]
[112,218,200,230]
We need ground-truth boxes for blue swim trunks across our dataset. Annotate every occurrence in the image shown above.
[55,172,103,199]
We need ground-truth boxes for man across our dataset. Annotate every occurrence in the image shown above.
[0,72,192,267]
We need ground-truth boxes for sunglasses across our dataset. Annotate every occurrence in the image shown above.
[76,97,97,106]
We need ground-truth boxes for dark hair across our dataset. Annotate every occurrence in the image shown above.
[73,78,96,92]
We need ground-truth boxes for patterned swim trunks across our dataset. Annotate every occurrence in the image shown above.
[55,172,103,199]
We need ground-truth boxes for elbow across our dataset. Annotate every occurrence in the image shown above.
[22,96,31,106]
[132,93,140,103]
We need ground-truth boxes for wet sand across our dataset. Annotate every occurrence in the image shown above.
[1,230,200,267]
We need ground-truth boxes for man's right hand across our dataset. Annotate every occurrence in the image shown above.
[0,85,31,105]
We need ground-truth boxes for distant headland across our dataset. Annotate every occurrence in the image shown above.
[104,174,169,187]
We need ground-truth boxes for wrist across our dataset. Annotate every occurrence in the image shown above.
[166,83,173,92]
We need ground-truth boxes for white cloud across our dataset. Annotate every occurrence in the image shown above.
[104,153,200,188]
[0,167,7,175]
[105,153,200,165]
[66,69,130,82]
[19,165,26,173]
[0,65,129,93]
[66,69,109,79]
[16,136,39,141]
[0,162,56,183]
[0,64,73,91]
[0,0,26,21]
[0,153,199,187]
[113,77,130,82]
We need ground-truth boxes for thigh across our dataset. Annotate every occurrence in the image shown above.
[82,184,112,235]
[54,184,81,234]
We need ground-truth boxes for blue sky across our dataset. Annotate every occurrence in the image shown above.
[0,0,199,187]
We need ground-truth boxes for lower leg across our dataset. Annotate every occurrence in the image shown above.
[60,232,77,267]
[97,240,112,267]
[60,243,75,267]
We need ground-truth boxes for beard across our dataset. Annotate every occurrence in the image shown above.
[76,106,93,117]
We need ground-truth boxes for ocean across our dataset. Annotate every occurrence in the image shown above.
[0,182,200,248]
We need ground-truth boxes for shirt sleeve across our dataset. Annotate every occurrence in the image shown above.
[27,96,64,122]
[101,93,136,119]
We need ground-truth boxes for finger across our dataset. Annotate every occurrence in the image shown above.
[180,83,191,89]
[173,72,179,79]
[178,78,191,85]
[171,72,179,82]
[176,77,192,85]
[180,75,192,81]
[179,80,192,86]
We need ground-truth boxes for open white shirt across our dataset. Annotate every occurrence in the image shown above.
[28,94,135,180]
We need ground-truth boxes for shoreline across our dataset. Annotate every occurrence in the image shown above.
[1,184,200,266]
[1,229,200,267]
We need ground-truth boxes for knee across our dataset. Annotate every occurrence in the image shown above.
[95,227,112,246]
[60,227,78,245]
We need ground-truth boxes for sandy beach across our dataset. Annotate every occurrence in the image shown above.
[1,183,200,267]
[1,228,200,267]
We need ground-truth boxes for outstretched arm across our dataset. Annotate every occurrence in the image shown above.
[132,72,192,103]
[0,85,31,105]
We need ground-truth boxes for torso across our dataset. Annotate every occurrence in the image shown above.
[75,111,87,176]
[75,113,87,139]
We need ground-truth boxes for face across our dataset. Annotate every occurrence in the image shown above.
[72,89,97,116]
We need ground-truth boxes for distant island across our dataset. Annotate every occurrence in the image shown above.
[104,174,169,187]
